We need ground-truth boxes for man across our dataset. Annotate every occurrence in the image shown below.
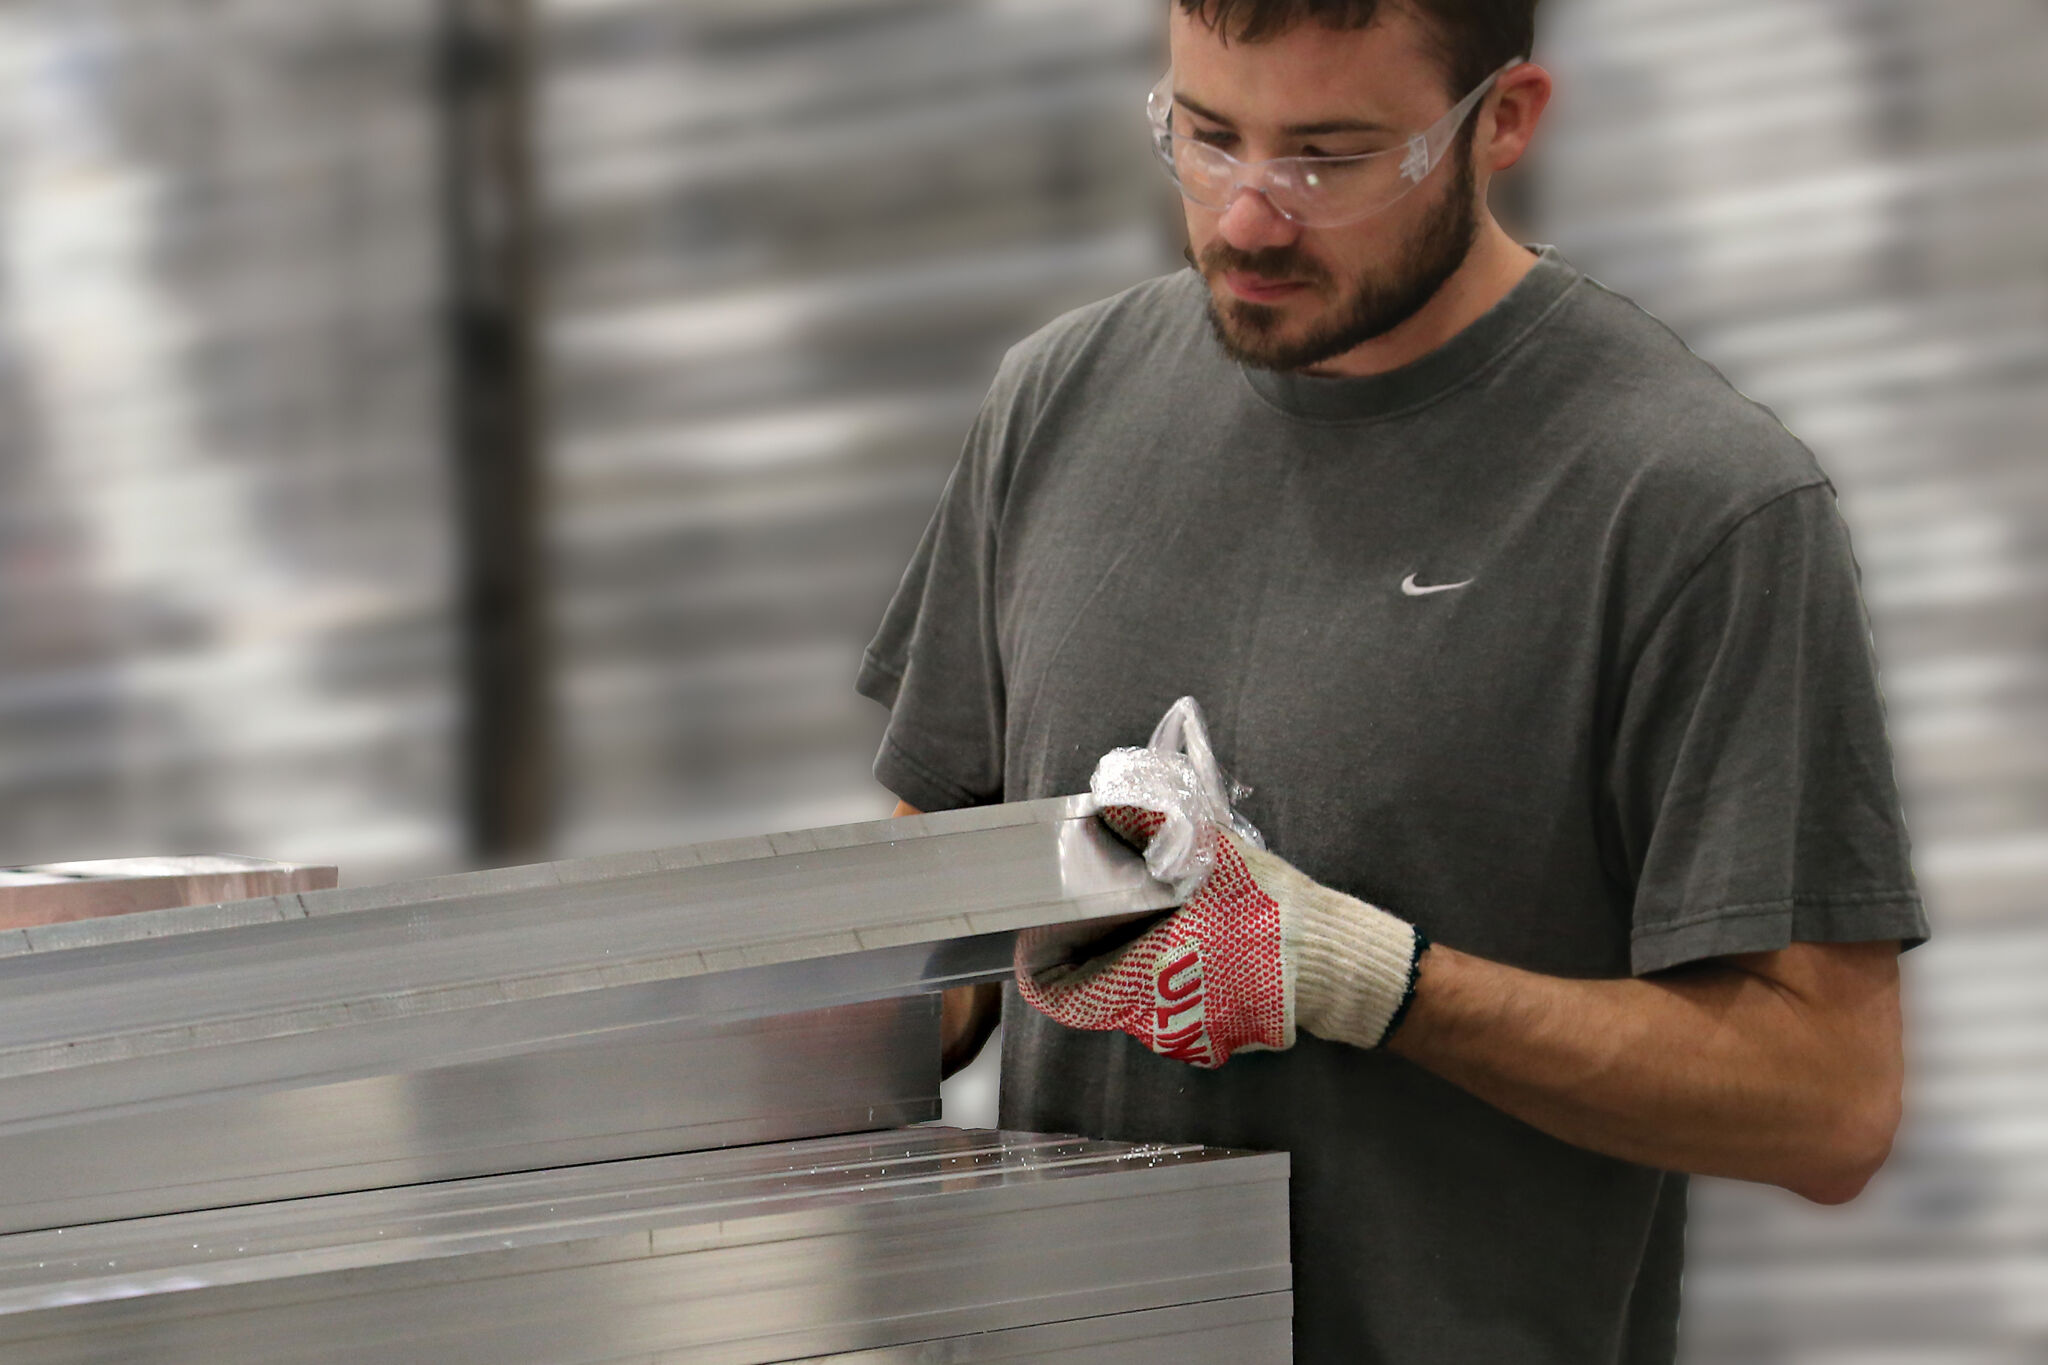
[856,0,1926,1359]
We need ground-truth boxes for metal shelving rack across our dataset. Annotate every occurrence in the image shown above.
[534,0,1177,855]
[0,0,464,878]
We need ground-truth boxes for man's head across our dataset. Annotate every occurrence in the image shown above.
[1164,0,1547,372]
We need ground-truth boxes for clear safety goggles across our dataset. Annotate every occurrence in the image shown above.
[1146,58,1523,228]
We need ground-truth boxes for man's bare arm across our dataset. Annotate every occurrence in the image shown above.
[1386,938,1904,1204]
[891,801,1003,1078]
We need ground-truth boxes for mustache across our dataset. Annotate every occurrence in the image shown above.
[1194,240,1329,287]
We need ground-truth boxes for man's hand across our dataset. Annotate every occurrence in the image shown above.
[1014,805,1426,1067]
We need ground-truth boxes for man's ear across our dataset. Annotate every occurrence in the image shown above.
[1484,63,1553,174]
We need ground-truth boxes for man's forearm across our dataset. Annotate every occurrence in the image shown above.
[1383,939,1904,1204]
[940,981,1002,1078]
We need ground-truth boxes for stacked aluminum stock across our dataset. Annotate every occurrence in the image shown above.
[0,798,1292,1362]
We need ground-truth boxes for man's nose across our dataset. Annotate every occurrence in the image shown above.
[1216,183,1302,253]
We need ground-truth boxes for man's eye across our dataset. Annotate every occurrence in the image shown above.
[1189,129,1236,149]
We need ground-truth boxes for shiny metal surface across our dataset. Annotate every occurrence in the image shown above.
[0,1129,1291,1365]
[797,1296,1293,1363]
[0,995,936,1237]
[0,796,1168,1135]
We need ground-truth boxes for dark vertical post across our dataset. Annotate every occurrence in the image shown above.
[437,0,552,865]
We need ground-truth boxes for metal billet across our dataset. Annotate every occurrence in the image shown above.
[0,794,1168,1136]
[0,995,939,1237]
[0,1128,1292,1365]
[794,1296,1295,1362]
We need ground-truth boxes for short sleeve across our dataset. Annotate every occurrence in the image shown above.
[1610,483,1928,974]
[855,381,1017,813]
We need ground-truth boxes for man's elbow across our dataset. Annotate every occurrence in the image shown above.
[1790,1085,1903,1206]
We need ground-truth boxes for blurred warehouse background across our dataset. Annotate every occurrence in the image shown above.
[1540,4,2048,1362]
[0,0,2042,1360]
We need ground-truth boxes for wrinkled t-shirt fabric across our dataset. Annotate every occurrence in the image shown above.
[856,248,1926,1364]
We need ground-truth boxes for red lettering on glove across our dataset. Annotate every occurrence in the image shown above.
[1156,944,1202,1000]
[1150,940,1212,1066]
[1154,1021,1212,1066]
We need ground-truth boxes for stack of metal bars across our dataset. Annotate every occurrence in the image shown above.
[536,0,1178,853]
[1537,1,2048,1359]
[0,0,463,880]
[0,799,1292,1361]
[0,1132,1291,1364]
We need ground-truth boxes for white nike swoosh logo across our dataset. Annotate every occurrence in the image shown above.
[1401,573,1474,597]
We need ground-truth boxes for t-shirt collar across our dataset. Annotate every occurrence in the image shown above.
[1236,245,1581,423]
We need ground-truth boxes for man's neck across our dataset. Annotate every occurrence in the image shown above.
[1303,220,1539,379]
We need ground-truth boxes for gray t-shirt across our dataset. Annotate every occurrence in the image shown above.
[857,249,1926,1364]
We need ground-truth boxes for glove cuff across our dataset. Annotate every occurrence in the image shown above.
[1250,848,1425,1051]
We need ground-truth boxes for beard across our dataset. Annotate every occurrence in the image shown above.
[1198,142,1479,373]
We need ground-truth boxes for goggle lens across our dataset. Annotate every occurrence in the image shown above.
[1162,134,1429,227]
[1145,59,1520,229]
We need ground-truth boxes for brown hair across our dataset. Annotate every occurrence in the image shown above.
[1176,0,1536,99]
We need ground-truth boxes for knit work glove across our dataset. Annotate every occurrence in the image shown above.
[1016,805,1429,1068]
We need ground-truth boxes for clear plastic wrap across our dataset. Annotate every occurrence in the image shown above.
[1089,696,1265,899]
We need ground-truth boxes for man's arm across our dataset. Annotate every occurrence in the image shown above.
[891,801,1004,1078]
[1386,938,1904,1205]
[1019,808,1906,1205]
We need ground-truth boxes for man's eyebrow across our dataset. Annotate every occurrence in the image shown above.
[1173,91,1395,137]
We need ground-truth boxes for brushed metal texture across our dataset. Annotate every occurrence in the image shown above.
[0,796,1169,1135]
[0,1129,1291,1365]
[0,994,938,1236]
[791,1295,1294,1362]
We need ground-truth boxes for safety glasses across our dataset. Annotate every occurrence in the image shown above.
[1146,58,1523,228]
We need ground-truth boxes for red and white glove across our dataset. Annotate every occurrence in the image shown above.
[1016,805,1429,1068]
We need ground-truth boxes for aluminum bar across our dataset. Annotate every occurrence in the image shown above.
[0,795,1168,1135]
[0,995,937,1237]
[0,1129,1291,1365]
[797,1296,1294,1363]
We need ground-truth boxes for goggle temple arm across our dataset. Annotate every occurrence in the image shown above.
[1402,56,1527,186]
